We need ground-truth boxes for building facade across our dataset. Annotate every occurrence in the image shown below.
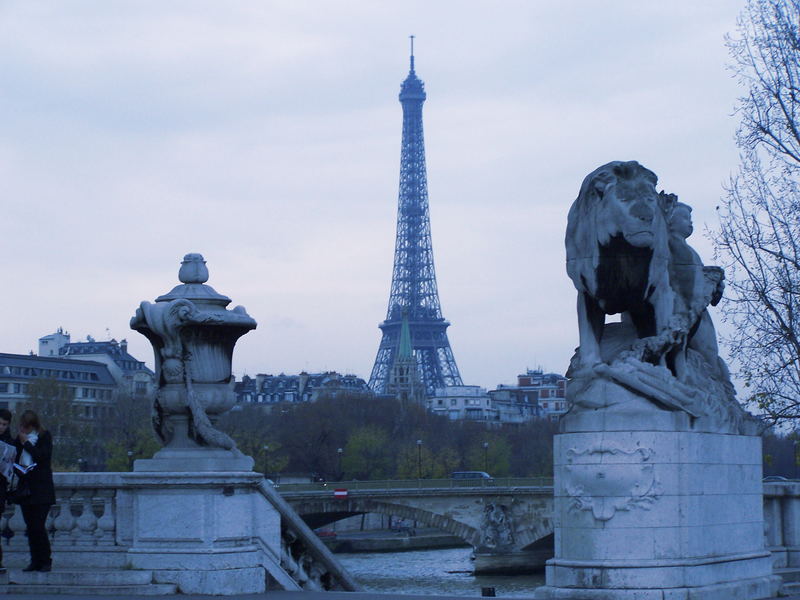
[38,330,156,398]
[427,385,494,421]
[489,369,568,423]
[426,369,569,424]
[235,371,372,407]
[0,353,117,418]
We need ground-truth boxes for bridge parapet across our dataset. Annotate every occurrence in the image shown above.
[277,476,553,493]
[764,480,800,571]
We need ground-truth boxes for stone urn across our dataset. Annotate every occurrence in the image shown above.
[130,253,256,471]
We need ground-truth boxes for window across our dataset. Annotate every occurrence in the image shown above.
[0,384,7,393]
[450,398,457,406]
[13,384,20,394]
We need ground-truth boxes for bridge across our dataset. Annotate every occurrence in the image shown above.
[280,478,800,579]
[278,478,555,574]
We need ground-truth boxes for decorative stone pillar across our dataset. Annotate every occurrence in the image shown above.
[125,254,271,595]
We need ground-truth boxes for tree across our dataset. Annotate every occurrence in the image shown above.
[395,443,436,479]
[102,393,160,471]
[466,437,512,477]
[24,377,94,470]
[715,0,800,423]
[341,426,393,480]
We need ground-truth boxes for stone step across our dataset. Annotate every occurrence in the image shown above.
[6,583,178,595]
[781,581,800,597]
[10,569,154,586]
[777,568,800,583]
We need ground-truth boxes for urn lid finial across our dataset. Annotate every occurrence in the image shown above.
[156,252,231,306]
[179,253,209,284]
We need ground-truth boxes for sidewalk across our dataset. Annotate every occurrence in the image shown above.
[2,591,798,600]
[0,591,535,600]
[0,594,518,600]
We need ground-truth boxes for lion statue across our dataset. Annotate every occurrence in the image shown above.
[566,161,674,371]
[564,161,756,434]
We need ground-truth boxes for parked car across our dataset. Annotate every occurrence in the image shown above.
[450,471,494,484]
[763,475,790,482]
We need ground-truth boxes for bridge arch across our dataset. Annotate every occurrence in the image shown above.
[291,497,482,547]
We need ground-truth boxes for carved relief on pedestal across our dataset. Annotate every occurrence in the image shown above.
[564,442,661,522]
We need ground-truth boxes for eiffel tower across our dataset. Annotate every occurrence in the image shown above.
[368,38,464,397]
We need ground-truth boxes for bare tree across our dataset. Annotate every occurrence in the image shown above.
[716,0,800,423]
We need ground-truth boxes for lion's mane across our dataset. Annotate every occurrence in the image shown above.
[565,160,672,303]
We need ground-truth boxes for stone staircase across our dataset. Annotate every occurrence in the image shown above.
[776,567,800,597]
[3,568,177,595]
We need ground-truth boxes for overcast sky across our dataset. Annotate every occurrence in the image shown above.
[0,1,746,389]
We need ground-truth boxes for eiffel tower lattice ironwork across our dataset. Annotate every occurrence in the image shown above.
[368,39,464,397]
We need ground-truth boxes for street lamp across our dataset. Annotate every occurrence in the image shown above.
[416,439,423,480]
[127,450,134,471]
[263,445,270,480]
[483,442,489,473]
[337,447,343,481]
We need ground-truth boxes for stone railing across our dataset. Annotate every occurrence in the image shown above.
[276,476,554,493]
[764,480,800,570]
[0,473,357,591]
[2,473,130,569]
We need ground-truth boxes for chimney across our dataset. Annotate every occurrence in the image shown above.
[120,339,128,354]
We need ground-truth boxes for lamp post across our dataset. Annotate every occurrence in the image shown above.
[416,439,423,480]
[483,442,489,473]
[337,447,343,481]
[263,445,270,480]
[127,450,134,471]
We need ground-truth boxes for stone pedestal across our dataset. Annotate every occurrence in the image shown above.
[535,409,780,599]
[123,470,278,595]
[134,447,254,472]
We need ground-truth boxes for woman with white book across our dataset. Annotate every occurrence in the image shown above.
[14,410,55,573]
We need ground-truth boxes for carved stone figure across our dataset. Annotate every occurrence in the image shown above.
[130,253,257,455]
[479,502,515,551]
[564,161,756,434]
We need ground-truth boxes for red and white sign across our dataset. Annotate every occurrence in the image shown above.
[333,489,348,498]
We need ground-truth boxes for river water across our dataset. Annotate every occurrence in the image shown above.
[337,547,545,597]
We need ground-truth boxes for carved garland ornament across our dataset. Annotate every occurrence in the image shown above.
[564,442,661,522]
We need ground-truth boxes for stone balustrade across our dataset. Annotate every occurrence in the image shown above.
[2,473,129,569]
[763,480,800,571]
[0,472,356,591]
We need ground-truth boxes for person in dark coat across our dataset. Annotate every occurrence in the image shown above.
[14,410,55,572]
[0,408,13,569]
